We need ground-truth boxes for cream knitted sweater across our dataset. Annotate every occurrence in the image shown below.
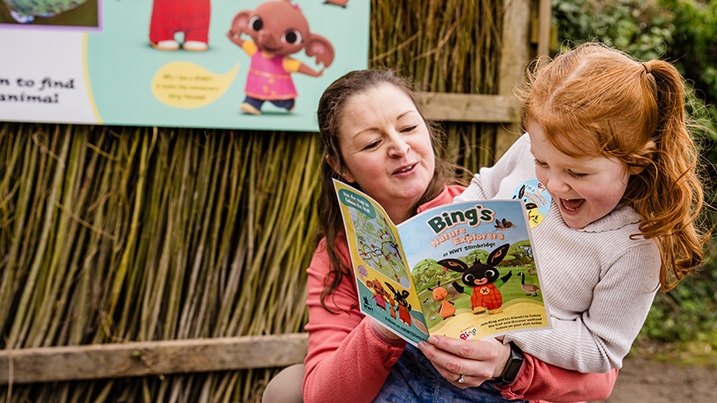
[455,134,660,373]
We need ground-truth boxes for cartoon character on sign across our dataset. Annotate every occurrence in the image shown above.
[227,0,335,115]
[3,0,88,24]
[439,244,513,315]
[324,0,349,7]
[149,0,211,51]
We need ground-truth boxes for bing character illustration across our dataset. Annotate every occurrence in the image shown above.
[439,244,513,315]
[227,0,335,115]
[428,282,456,320]
[3,0,88,24]
[149,0,211,51]
[385,283,412,326]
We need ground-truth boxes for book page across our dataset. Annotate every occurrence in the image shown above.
[333,180,430,345]
[397,199,551,340]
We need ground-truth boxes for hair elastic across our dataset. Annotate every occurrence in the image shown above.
[642,62,652,75]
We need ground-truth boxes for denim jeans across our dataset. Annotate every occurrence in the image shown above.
[373,344,526,403]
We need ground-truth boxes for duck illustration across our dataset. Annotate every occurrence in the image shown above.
[517,272,539,296]
[494,218,515,230]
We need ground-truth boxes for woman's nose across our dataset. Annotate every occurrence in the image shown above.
[387,135,410,157]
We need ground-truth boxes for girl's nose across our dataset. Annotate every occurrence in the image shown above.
[545,173,570,194]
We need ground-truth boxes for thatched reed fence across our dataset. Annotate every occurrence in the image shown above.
[0,0,548,401]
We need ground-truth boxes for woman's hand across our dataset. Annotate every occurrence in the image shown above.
[417,336,511,389]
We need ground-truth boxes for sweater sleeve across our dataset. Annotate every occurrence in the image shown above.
[303,239,406,403]
[454,133,530,202]
[499,352,618,402]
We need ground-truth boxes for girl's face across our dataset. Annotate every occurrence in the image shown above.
[527,121,632,229]
[332,83,435,223]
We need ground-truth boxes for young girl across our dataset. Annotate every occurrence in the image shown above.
[297,69,619,403]
[433,42,708,376]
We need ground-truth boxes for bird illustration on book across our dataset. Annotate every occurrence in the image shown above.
[517,272,540,296]
[494,218,515,230]
[438,244,513,315]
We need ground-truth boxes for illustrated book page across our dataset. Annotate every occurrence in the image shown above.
[333,179,551,346]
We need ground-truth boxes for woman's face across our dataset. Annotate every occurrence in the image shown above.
[333,83,435,223]
[528,121,632,229]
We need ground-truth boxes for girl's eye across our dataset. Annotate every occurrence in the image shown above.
[568,170,587,178]
[534,159,548,168]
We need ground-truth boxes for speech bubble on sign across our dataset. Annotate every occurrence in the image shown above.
[152,62,239,108]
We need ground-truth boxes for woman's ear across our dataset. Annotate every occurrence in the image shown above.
[326,155,356,183]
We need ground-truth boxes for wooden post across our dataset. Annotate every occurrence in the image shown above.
[537,0,552,57]
[495,0,532,160]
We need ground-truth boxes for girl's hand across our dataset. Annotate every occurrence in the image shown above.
[417,335,511,389]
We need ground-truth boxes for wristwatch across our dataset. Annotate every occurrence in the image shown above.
[496,342,525,384]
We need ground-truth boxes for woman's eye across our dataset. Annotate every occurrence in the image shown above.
[362,141,380,150]
[400,125,418,133]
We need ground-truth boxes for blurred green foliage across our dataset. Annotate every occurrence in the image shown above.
[553,0,717,348]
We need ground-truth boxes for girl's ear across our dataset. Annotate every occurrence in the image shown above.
[326,155,356,183]
[628,140,657,175]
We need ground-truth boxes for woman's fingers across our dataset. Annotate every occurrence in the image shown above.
[418,336,509,389]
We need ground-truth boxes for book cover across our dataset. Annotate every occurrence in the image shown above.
[334,179,551,346]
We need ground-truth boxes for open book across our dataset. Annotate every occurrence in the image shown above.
[333,179,551,346]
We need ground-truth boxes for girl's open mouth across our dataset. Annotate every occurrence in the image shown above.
[560,198,584,212]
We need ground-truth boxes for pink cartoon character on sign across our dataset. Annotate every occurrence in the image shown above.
[149,0,211,51]
[227,0,335,115]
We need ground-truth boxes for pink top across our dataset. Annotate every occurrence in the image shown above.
[303,185,617,403]
[244,46,298,100]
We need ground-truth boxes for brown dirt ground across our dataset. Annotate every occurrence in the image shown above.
[591,348,717,403]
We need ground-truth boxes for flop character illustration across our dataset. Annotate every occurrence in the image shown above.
[149,0,211,51]
[227,0,335,115]
[438,244,513,315]
[428,282,456,320]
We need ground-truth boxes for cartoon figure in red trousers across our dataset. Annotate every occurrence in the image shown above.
[227,0,334,115]
[149,0,211,52]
